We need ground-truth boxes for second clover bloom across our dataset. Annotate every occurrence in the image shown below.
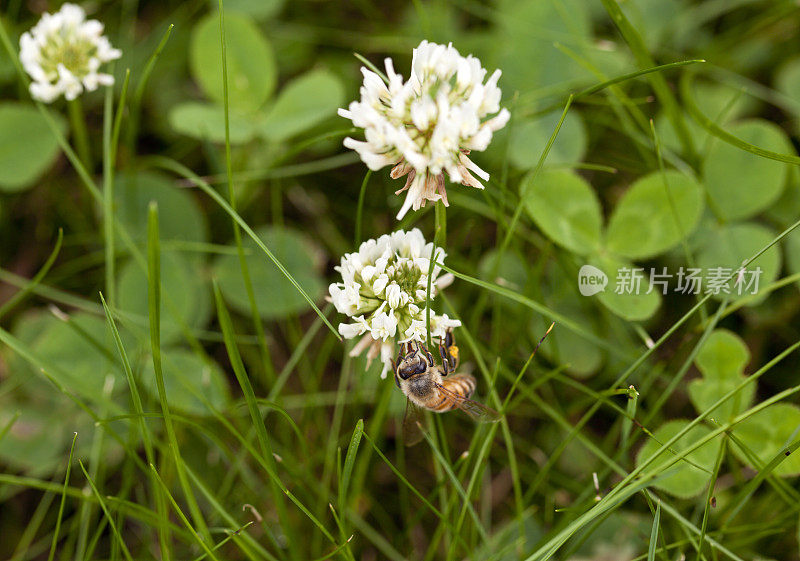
[329,228,461,378]
[19,3,121,103]
[339,40,510,220]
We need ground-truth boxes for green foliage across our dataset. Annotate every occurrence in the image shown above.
[508,110,587,168]
[189,12,276,112]
[114,171,209,245]
[591,252,661,320]
[605,170,704,259]
[521,169,602,255]
[168,101,259,144]
[260,69,345,142]
[0,102,65,192]
[169,68,344,144]
[139,349,230,415]
[694,328,750,380]
[212,226,324,318]
[732,404,800,477]
[117,252,211,344]
[688,329,755,423]
[19,312,124,404]
[4,1,800,559]
[219,0,283,20]
[696,222,782,303]
[636,420,722,499]
[703,119,792,221]
[530,263,604,377]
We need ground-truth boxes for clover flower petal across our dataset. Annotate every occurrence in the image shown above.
[329,228,461,378]
[340,40,509,219]
[19,3,121,103]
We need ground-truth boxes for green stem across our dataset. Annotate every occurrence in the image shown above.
[425,200,446,348]
[218,0,278,387]
[68,98,92,171]
[354,170,371,247]
[102,77,115,306]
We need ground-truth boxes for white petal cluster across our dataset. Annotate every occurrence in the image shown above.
[329,228,461,377]
[19,3,121,103]
[339,40,510,220]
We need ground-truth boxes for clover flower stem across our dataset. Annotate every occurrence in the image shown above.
[68,97,92,170]
[354,170,372,247]
[425,200,447,348]
[102,74,115,305]
[435,197,447,249]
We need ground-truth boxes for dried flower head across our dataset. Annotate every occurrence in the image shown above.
[329,228,460,378]
[19,3,121,103]
[339,40,510,219]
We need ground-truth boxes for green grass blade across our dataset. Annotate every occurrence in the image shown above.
[681,70,800,165]
[147,203,211,545]
[353,52,388,82]
[354,170,372,247]
[0,411,20,443]
[132,24,174,111]
[214,281,331,555]
[600,0,697,159]
[190,522,255,561]
[696,438,727,561]
[217,0,277,387]
[439,263,629,358]
[338,419,363,517]
[153,156,340,339]
[47,432,78,561]
[499,94,573,257]
[149,464,222,561]
[361,432,444,519]
[647,501,660,561]
[100,292,169,553]
[127,23,174,151]
[78,460,134,561]
[184,464,279,561]
[418,421,490,544]
[0,229,62,320]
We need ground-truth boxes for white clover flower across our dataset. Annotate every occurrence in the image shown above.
[329,228,460,378]
[339,40,510,220]
[19,3,122,103]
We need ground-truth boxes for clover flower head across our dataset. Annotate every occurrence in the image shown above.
[329,228,460,378]
[339,40,510,220]
[19,3,122,103]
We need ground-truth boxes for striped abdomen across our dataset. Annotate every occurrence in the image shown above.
[422,374,476,412]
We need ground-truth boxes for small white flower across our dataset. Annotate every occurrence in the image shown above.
[338,315,370,339]
[430,313,462,339]
[371,310,398,340]
[329,228,459,377]
[19,3,121,103]
[340,40,510,219]
[401,318,428,343]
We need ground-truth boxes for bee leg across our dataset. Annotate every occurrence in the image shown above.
[441,330,459,371]
[418,342,436,366]
[438,343,450,376]
[444,329,455,349]
[391,347,404,389]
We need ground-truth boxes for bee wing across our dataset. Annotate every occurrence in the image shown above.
[435,383,502,423]
[402,399,426,446]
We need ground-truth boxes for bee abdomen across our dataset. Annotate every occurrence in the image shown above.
[426,374,476,412]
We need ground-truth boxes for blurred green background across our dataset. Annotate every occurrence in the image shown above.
[2,0,800,559]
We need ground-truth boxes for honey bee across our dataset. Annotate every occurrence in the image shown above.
[392,331,501,446]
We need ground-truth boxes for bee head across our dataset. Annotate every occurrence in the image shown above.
[396,342,435,380]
